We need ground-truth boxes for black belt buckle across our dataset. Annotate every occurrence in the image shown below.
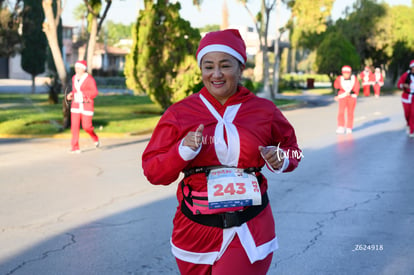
[220,211,241,228]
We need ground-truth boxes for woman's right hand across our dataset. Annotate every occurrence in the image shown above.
[183,124,204,151]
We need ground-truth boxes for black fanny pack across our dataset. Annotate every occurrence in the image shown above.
[181,191,269,228]
[180,166,268,228]
[183,165,261,177]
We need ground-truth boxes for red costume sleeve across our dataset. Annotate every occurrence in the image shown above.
[83,75,99,99]
[142,109,192,185]
[270,107,301,172]
[334,76,341,90]
[397,72,409,92]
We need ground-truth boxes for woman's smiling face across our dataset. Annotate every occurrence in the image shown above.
[201,51,243,105]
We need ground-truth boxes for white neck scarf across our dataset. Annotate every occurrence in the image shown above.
[199,94,241,166]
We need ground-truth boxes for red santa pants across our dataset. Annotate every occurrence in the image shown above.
[362,85,371,96]
[402,101,414,134]
[373,84,381,96]
[337,96,357,129]
[71,112,99,150]
[175,234,273,275]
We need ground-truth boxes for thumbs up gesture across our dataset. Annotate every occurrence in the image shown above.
[183,124,204,151]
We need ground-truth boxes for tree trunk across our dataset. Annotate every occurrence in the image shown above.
[239,0,273,98]
[31,75,36,94]
[87,16,98,74]
[262,44,271,98]
[62,82,70,128]
[221,0,229,30]
[258,0,274,99]
[272,0,281,97]
[42,0,69,127]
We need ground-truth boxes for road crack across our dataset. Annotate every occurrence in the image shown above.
[274,192,384,269]
[6,233,76,275]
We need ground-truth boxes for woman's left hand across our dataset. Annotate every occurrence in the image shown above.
[259,146,284,170]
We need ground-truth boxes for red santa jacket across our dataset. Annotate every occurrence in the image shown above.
[70,73,98,116]
[142,86,301,264]
[373,71,384,87]
[359,70,374,86]
[334,74,360,99]
[397,71,414,104]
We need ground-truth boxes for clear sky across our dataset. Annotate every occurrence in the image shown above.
[61,0,412,28]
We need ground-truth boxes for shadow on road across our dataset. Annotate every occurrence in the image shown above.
[1,129,414,275]
[352,117,391,132]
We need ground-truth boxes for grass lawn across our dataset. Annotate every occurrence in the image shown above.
[0,93,163,137]
[0,92,299,137]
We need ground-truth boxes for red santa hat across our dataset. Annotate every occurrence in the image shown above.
[409,60,414,68]
[196,29,247,67]
[75,60,87,70]
[341,65,352,73]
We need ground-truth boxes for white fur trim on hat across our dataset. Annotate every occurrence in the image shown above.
[75,61,87,70]
[197,44,245,67]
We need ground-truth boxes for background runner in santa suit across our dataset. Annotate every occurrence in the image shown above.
[66,60,100,153]
[142,29,301,275]
[334,65,360,134]
[372,67,384,98]
[359,66,374,96]
[397,60,414,138]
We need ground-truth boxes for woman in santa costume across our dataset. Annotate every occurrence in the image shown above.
[66,60,100,153]
[142,29,301,274]
[372,67,384,98]
[334,65,360,134]
[359,66,374,97]
[397,60,414,138]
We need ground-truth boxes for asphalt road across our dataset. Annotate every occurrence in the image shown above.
[0,93,413,275]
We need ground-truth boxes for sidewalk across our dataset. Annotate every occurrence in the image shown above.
[0,78,133,95]
[0,78,51,93]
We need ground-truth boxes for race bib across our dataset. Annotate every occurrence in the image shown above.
[207,168,261,209]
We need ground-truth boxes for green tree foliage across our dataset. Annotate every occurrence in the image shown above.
[388,40,414,83]
[287,0,334,49]
[21,0,48,94]
[385,5,414,50]
[124,19,140,94]
[335,0,386,67]
[73,3,88,40]
[125,1,201,110]
[0,7,21,57]
[199,24,220,33]
[371,4,414,80]
[315,31,360,85]
[98,20,133,47]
